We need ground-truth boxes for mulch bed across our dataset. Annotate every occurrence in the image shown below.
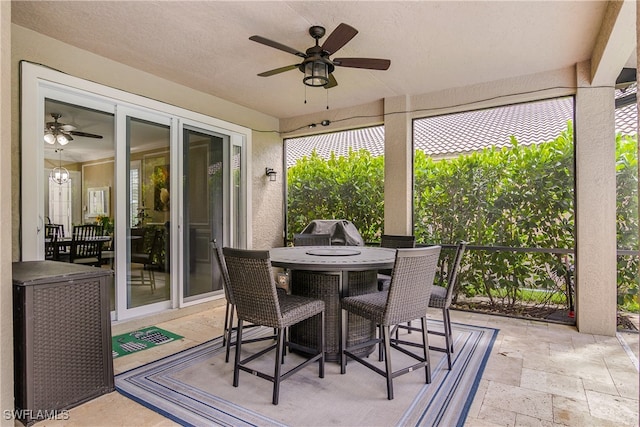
[453,300,639,332]
[617,314,639,332]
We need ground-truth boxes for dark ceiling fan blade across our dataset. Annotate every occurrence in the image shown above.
[70,130,103,139]
[249,35,307,58]
[321,23,358,55]
[257,64,300,77]
[333,57,391,70]
[325,73,338,89]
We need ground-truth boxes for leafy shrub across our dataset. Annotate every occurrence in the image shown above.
[287,149,384,241]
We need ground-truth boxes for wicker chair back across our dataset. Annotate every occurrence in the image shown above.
[293,233,332,246]
[222,248,283,328]
[385,246,441,325]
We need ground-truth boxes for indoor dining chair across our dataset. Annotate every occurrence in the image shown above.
[223,247,326,405]
[44,224,59,260]
[69,224,104,266]
[45,224,66,261]
[340,245,441,400]
[130,227,165,293]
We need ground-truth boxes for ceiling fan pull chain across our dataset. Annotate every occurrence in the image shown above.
[304,85,307,104]
[326,90,329,110]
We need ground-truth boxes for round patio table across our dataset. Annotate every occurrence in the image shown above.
[270,246,395,362]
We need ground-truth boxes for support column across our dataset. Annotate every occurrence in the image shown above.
[383,96,412,235]
[0,1,14,424]
[574,61,617,336]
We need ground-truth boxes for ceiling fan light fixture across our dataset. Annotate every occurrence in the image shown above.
[303,60,329,87]
[44,131,56,144]
[56,134,69,146]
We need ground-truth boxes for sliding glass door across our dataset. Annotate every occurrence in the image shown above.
[125,116,172,309]
[183,128,226,300]
[22,62,251,321]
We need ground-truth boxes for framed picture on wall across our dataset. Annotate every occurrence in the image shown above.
[87,186,110,218]
[152,165,170,212]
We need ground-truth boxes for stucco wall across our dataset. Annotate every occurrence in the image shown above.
[251,130,285,249]
[11,24,283,257]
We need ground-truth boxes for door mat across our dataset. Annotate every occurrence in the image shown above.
[112,326,183,358]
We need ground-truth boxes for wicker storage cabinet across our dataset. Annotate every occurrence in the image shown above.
[12,261,114,426]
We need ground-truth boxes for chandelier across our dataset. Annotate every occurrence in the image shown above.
[49,149,70,185]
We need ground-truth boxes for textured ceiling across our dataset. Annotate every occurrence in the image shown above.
[12,1,625,120]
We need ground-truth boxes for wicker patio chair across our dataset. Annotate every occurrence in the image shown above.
[211,241,281,363]
[427,241,467,369]
[340,246,441,400]
[377,234,416,291]
[223,247,326,405]
[392,241,467,370]
[293,233,332,246]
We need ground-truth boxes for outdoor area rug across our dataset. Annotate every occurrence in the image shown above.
[115,321,498,427]
[112,326,183,358]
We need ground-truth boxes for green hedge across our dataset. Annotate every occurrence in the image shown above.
[287,149,384,240]
[287,122,638,311]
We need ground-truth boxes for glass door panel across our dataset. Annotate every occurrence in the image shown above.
[126,117,171,309]
[183,128,225,300]
[43,99,115,308]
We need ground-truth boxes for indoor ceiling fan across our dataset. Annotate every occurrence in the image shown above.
[249,23,391,89]
[44,113,103,146]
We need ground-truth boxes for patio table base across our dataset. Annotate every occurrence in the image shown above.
[289,269,377,362]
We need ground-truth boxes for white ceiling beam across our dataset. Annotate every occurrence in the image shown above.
[590,0,637,86]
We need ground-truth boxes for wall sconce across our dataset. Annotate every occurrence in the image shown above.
[265,167,277,182]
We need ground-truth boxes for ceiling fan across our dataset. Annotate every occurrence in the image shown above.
[249,23,390,89]
[44,113,103,146]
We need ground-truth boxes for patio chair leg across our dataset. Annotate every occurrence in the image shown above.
[233,319,243,387]
[281,327,286,364]
[222,301,231,347]
[382,325,394,400]
[421,317,432,383]
[340,309,347,374]
[318,311,325,378]
[443,308,452,370]
[445,308,454,353]
[378,325,384,361]
[273,328,285,405]
[225,305,236,363]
